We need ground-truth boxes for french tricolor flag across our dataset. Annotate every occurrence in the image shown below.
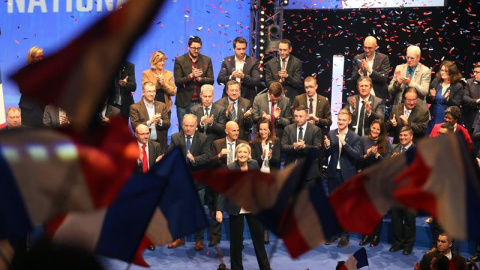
[195,150,342,258]
[340,247,369,270]
[330,132,480,241]
[0,120,138,239]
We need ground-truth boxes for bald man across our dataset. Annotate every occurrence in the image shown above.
[351,36,391,100]
[134,124,164,174]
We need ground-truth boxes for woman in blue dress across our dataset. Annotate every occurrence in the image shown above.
[426,60,464,135]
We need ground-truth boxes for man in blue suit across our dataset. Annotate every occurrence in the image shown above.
[324,108,360,248]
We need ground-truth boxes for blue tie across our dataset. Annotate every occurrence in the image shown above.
[186,136,192,157]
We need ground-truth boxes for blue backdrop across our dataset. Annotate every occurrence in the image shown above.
[0,0,251,131]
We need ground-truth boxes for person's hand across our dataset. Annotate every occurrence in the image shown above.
[429,88,437,97]
[157,75,165,86]
[267,149,273,158]
[364,100,372,115]
[262,111,270,120]
[216,211,223,223]
[309,114,319,122]
[119,76,128,86]
[445,91,450,101]
[476,98,480,104]
[227,102,234,116]
[244,108,252,118]
[138,147,144,162]
[395,71,405,85]
[350,97,357,111]
[186,150,194,163]
[192,67,203,78]
[404,77,411,85]
[273,107,281,119]
[399,115,409,125]
[206,115,214,125]
[155,155,164,162]
[101,116,110,124]
[391,114,398,127]
[414,262,420,270]
[338,135,346,145]
[324,135,330,148]
[476,157,480,168]
[200,115,208,125]
[235,70,245,79]
[296,140,306,149]
[220,148,230,157]
[60,115,70,126]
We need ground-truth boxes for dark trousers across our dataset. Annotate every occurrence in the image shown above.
[229,214,270,270]
[207,189,222,241]
[391,208,416,248]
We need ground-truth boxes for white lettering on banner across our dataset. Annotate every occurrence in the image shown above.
[7,0,124,13]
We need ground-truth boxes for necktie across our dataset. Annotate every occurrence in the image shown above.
[228,143,234,164]
[186,136,192,158]
[358,100,365,136]
[401,146,407,153]
[309,98,314,114]
[142,144,148,173]
[204,107,210,133]
[407,67,413,80]
[405,110,410,118]
[271,102,276,137]
[298,127,303,142]
[231,103,237,121]
[282,59,286,71]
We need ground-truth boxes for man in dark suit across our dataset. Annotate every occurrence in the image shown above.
[134,124,164,173]
[108,61,137,120]
[264,39,303,102]
[344,76,385,136]
[188,84,227,144]
[167,114,211,251]
[217,36,261,104]
[215,80,253,141]
[174,36,214,131]
[43,104,71,127]
[1,107,25,131]
[387,86,429,144]
[98,99,121,125]
[292,76,332,135]
[351,36,390,100]
[281,105,322,186]
[415,234,466,270]
[130,82,171,152]
[388,126,416,255]
[208,121,249,246]
[462,62,480,133]
[252,81,292,139]
[324,109,360,247]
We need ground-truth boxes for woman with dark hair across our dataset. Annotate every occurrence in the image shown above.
[358,119,390,247]
[216,143,271,270]
[250,118,281,173]
[426,60,464,134]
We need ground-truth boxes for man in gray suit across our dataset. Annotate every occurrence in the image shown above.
[281,105,322,186]
[264,39,303,102]
[189,84,227,144]
[215,80,253,141]
[252,81,292,139]
[174,36,214,130]
[388,45,431,105]
[345,76,385,136]
[217,36,261,104]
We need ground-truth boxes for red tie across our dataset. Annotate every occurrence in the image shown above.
[142,144,148,173]
[271,102,276,137]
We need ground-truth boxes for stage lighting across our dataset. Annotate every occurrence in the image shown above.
[281,0,289,6]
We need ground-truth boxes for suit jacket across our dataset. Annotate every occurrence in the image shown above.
[18,95,45,128]
[281,123,322,180]
[108,61,136,118]
[252,93,292,139]
[215,97,253,141]
[462,78,480,131]
[345,94,385,136]
[188,103,227,143]
[426,78,464,107]
[250,140,281,171]
[130,98,171,151]
[43,105,70,127]
[210,138,249,169]
[217,55,261,97]
[98,104,121,125]
[142,68,177,112]
[386,103,429,144]
[265,55,303,101]
[388,143,415,157]
[324,129,361,181]
[174,53,214,108]
[168,131,211,189]
[388,63,431,105]
[419,249,466,270]
[429,122,472,150]
[351,52,390,99]
[292,93,332,134]
[137,140,164,173]
[217,160,260,215]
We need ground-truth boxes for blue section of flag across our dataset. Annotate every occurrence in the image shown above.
[353,247,369,268]
[309,182,342,239]
[150,148,208,239]
[96,172,166,262]
[0,146,33,239]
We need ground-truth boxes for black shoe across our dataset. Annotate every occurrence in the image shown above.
[389,244,402,252]
[469,255,480,262]
[402,246,412,255]
[208,237,220,247]
[325,236,338,245]
[337,235,349,248]
[359,235,371,246]
[370,236,380,247]
[147,245,156,251]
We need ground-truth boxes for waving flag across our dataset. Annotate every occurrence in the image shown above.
[195,150,342,258]
[0,118,138,239]
[330,132,480,241]
[0,67,5,129]
[45,172,165,265]
[11,0,165,131]
[340,247,369,270]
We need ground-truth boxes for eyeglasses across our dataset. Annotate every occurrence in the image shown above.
[405,99,417,103]
[190,46,202,51]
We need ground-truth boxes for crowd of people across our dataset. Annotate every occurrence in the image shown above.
[3,35,480,270]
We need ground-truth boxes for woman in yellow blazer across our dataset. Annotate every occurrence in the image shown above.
[142,51,177,112]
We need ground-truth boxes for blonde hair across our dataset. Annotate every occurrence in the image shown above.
[27,46,43,64]
[235,143,252,161]
[150,51,166,69]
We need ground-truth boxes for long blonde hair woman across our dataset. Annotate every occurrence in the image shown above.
[142,50,176,112]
